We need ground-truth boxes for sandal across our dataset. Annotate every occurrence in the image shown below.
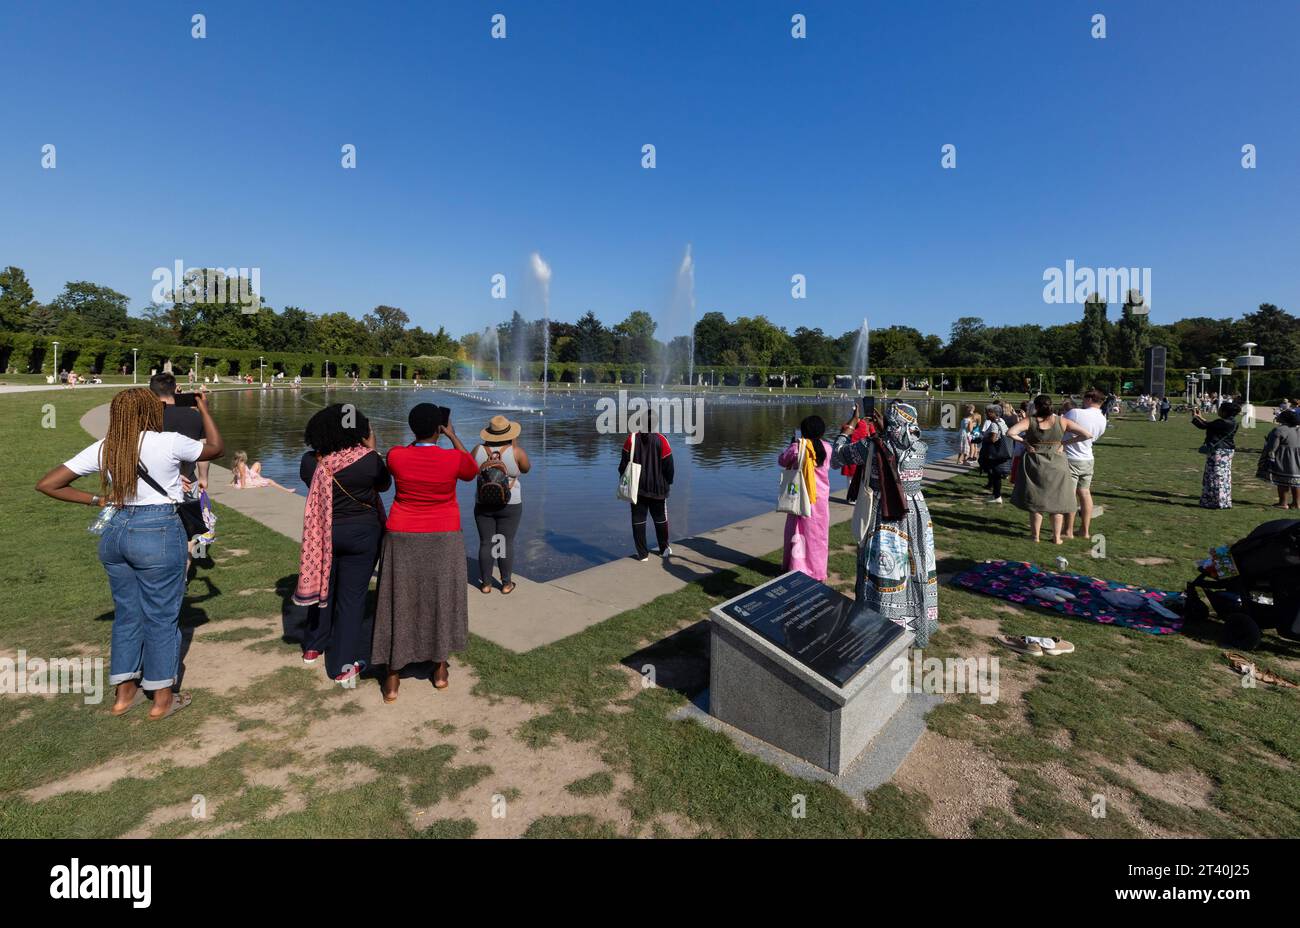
[996,635,1044,655]
[111,687,147,717]
[148,692,192,720]
[479,583,493,594]
[501,581,516,595]
[1039,638,1075,655]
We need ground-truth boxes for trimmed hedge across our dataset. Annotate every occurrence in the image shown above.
[4,333,1296,402]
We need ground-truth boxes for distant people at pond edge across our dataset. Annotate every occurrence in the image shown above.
[1258,408,1300,509]
[295,403,390,684]
[1007,394,1093,544]
[471,415,530,594]
[374,403,476,701]
[619,411,674,561]
[1192,401,1240,509]
[832,401,938,648]
[36,387,224,719]
[957,404,981,466]
[230,451,296,493]
[778,415,831,581]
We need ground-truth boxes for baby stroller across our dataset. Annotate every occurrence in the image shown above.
[1182,519,1300,649]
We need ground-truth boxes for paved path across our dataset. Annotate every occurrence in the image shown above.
[81,402,977,653]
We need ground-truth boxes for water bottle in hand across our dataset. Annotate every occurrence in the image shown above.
[88,504,117,535]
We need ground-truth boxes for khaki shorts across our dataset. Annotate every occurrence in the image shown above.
[1068,457,1095,489]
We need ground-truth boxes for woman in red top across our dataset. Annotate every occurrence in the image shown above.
[372,403,477,701]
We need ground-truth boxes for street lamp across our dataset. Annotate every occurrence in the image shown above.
[259,356,265,384]
[194,352,199,381]
[132,348,138,385]
[52,340,59,380]
[1236,341,1264,427]
[1198,367,1210,404]
[1210,358,1232,407]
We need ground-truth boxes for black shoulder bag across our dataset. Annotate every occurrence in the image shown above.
[136,463,207,539]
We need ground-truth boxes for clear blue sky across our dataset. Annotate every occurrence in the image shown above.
[3,0,1297,340]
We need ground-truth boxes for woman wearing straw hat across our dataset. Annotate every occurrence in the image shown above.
[470,415,530,594]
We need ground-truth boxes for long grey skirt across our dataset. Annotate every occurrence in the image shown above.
[373,531,469,669]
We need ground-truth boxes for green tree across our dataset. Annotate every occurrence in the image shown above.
[362,304,410,355]
[0,266,38,331]
[1080,294,1111,365]
[50,280,131,339]
[613,310,658,364]
[1113,296,1151,367]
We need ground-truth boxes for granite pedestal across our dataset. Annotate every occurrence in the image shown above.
[708,571,915,775]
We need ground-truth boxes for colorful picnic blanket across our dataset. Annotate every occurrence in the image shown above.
[951,560,1184,635]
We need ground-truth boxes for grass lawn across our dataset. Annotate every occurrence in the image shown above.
[1,389,1297,838]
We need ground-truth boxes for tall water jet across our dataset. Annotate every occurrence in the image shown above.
[851,318,870,393]
[530,251,552,405]
[477,325,501,382]
[677,245,696,388]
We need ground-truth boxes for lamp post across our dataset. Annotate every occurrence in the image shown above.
[194,352,199,381]
[1198,367,1210,405]
[52,340,59,380]
[1211,358,1232,408]
[325,359,329,385]
[259,356,265,384]
[132,348,138,385]
[1236,342,1264,428]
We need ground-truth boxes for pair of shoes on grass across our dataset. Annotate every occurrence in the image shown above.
[996,635,1075,656]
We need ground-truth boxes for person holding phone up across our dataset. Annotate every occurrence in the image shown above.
[36,388,225,719]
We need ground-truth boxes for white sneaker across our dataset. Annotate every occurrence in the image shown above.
[986,496,1003,504]
[638,555,650,563]
[661,546,673,558]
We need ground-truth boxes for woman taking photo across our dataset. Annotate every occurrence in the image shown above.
[470,415,530,594]
[831,402,939,648]
[373,404,478,700]
[36,388,224,719]
[295,404,390,685]
[619,413,674,561]
[1192,402,1241,509]
[778,415,832,581]
[1007,394,1092,543]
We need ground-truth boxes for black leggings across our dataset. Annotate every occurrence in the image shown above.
[304,518,382,678]
[631,497,669,558]
[987,472,1003,498]
[475,504,523,585]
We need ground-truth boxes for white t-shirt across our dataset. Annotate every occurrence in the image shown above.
[1063,407,1108,460]
[64,431,205,505]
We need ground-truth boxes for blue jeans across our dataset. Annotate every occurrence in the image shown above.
[98,504,188,690]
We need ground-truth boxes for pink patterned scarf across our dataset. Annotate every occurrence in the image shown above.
[293,445,375,607]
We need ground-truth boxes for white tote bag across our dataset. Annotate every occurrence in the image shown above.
[617,432,641,504]
[776,440,812,518]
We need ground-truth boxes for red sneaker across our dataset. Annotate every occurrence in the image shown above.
[333,664,361,685]
[303,650,323,664]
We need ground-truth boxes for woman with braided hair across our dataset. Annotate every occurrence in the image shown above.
[37,387,225,719]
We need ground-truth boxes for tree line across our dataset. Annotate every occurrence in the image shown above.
[1,264,1296,373]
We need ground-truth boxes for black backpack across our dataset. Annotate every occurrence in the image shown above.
[476,449,513,511]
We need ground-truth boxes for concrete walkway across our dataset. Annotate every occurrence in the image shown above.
[81,402,975,653]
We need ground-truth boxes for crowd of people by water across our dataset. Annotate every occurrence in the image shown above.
[33,374,1300,717]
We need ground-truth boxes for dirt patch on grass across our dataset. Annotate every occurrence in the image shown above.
[895,730,1014,838]
[1099,758,1215,811]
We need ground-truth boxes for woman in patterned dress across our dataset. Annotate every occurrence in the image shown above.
[831,401,939,647]
[1192,402,1240,509]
